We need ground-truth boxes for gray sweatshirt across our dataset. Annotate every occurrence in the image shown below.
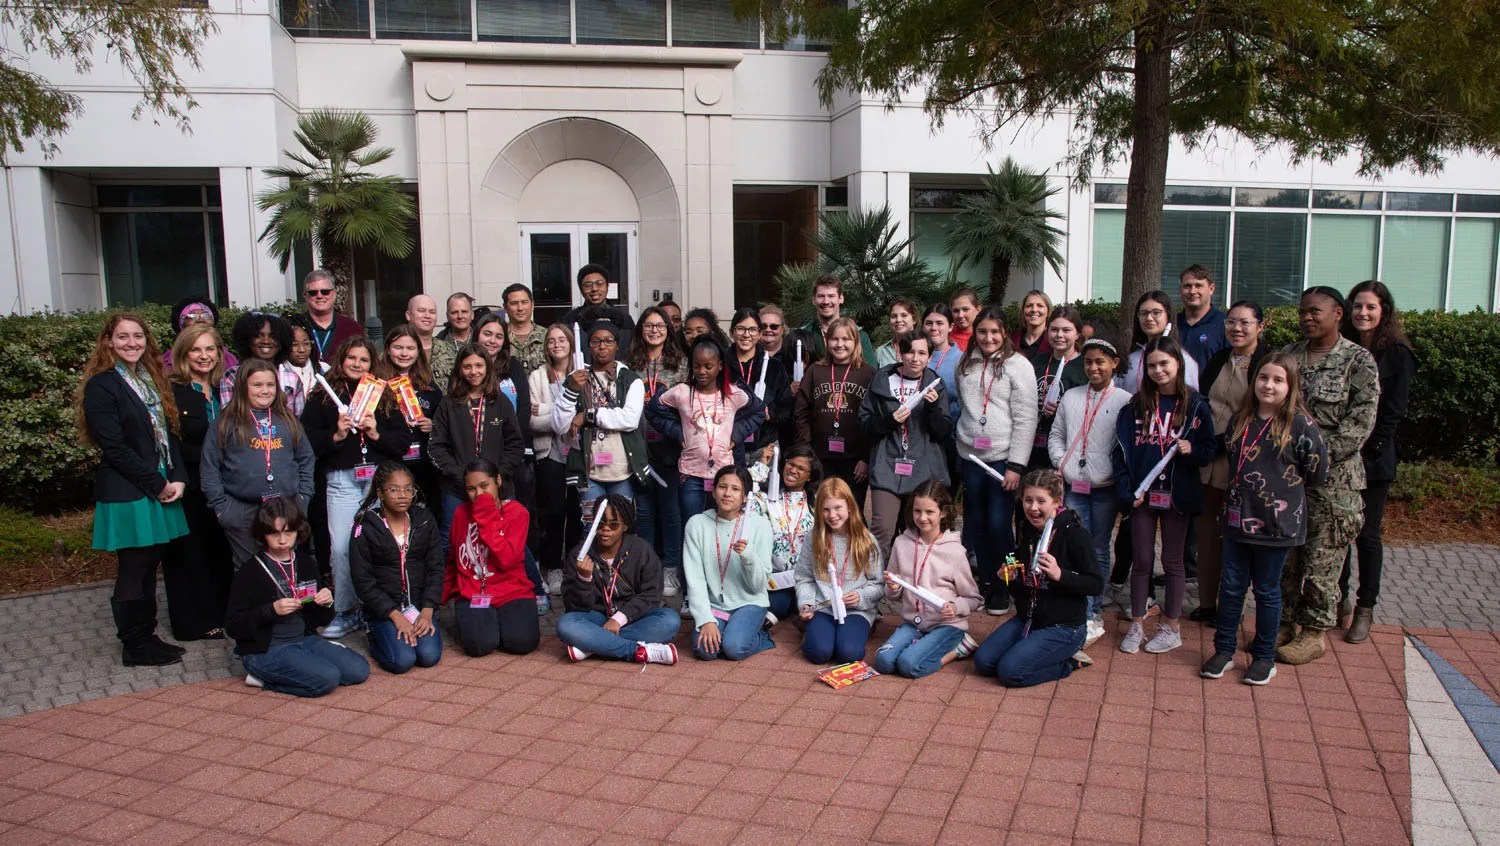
[201,412,316,512]
[793,530,885,624]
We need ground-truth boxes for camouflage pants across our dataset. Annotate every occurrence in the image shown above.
[1281,486,1364,630]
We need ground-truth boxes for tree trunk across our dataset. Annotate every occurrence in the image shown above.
[1119,9,1173,345]
[989,256,1011,307]
[319,243,356,317]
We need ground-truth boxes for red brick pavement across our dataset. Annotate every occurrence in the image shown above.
[0,615,1413,845]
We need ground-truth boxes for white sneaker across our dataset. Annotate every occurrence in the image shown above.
[1085,618,1105,648]
[763,611,779,631]
[566,645,592,662]
[1120,622,1145,654]
[635,642,678,665]
[244,673,264,689]
[1070,651,1094,669]
[662,569,682,597]
[545,569,564,596]
[1144,626,1183,654]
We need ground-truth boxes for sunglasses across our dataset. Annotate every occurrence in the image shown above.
[761,323,781,331]
[306,288,335,297]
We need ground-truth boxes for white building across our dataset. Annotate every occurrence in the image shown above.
[3,0,1499,327]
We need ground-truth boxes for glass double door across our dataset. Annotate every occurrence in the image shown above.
[520,224,638,328]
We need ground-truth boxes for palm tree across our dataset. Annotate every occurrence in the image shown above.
[777,205,940,329]
[256,109,416,312]
[945,158,1065,306]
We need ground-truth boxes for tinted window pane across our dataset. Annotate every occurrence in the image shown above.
[1163,185,1231,206]
[101,212,211,306]
[1160,210,1229,306]
[673,0,759,47]
[1235,188,1308,208]
[1382,217,1448,310]
[1458,194,1500,214]
[1312,190,1381,210]
[529,233,573,327]
[1450,219,1498,312]
[577,0,665,45]
[910,213,985,289]
[910,189,981,210]
[96,185,204,208]
[1232,212,1307,307]
[1387,192,1452,213]
[279,0,369,37]
[376,0,470,40]
[477,0,569,42]
[1093,183,1127,205]
[588,232,631,306]
[1308,215,1379,290]
[1091,209,1125,303]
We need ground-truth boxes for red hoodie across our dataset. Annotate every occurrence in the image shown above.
[444,496,532,606]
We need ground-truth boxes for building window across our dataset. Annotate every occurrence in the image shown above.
[576,1,666,45]
[1450,219,1499,312]
[1308,215,1379,290]
[1382,217,1450,311]
[375,0,469,40]
[910,212,986,289]
[278,0,370,37]
[1232,212,1307,308]
[477,0,569,42]
[98,184,227,308]
[1160,210,1229,306]
[672,0,759,47]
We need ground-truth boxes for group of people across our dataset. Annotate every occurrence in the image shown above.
[75,259,1411,695]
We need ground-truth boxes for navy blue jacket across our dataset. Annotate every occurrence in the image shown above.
[1115,392,1216,515]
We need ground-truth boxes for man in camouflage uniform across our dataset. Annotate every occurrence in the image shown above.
[1276,286,1380,665]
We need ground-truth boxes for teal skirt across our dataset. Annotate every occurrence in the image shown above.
[93,497,189,552]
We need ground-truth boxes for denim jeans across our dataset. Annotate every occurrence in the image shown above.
[556,607,682,661]
[366,617,442,674]
[873,623,964,679]
[678,474,711,524]
[1065,487,1120,617]
[767,588,797,622]
[1216,539,1290,661]
[692,605,774,661]
[974,616,1085,688]
[961,459,1016,594]
[801,612,872,665]
[325,468,371,615]
[240,635,370,697]
[638,472,683,575]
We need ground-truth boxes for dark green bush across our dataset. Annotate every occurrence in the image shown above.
[0,300,1494,512]
[1390,461,1500,522]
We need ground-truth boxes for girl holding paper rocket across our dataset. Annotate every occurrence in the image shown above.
[1114,335,1215,656]
[861,330,952,552]
[444,458,539,656]
[794,477,884,665]
[627,307,688,598]
[973,470,1102,687]
[749,445,821,626]
[302,337,411,640]
[681,465,775,661]
[875,481,984,678]
[793,318,873,511]
[1028,305,1088,469]
[953,307,1038,616]
[378,324,442,513]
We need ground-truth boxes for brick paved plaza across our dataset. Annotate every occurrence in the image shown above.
[1,542,1498,844]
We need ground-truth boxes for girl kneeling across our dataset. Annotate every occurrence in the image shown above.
[445,459,540,656]
[558,494,682,665]
[682,465,774,661]
[351,462,445,674]
[795,478,884,664]
[975,470,1103,687]
[875,482,984,679]
[225,498,369,697]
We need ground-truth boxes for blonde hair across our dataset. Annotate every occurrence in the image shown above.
[811,477,878,582]
[169,323,226,387]
[820,317,865,368]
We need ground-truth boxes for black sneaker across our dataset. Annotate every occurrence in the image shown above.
[1188,606,1216,624]
[1200,653,1233,679]
[1243,658,1277,686]
[986,587,1011,616]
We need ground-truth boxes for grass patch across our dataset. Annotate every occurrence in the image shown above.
[0,506,93,562]
[1390,462,1500,524]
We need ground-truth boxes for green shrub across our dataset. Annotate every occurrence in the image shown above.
[1390,462,1500,522]
[0,506,93,562]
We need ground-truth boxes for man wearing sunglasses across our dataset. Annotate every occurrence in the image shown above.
[300,270,365,360]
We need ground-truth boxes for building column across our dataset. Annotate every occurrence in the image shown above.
[2,167,59,314]
[219,166,293,307]
[847,170,912,251]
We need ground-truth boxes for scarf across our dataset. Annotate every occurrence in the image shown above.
[115,362,172,471]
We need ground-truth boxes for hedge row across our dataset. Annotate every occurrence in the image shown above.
[0,302,1494,513]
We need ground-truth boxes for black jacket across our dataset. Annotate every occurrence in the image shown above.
[83,370,187,502]
[562,534,669,624]
[300,387,409,471]
[349,503,446,619]
[498,358,534,445]
[1007,509,1102,630]
[225,551,332,655]
[727,352,792,453]
[429,392,526,495]
[171,382,213,485]
[1363,344,1414,483]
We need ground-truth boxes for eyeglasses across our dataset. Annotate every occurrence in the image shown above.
[306,288,335,297]
[589,337,617,347]
[383,486,416,496]
[580,279,608,290]
[1224,319,1259,329]
[1137,308,1168,319]
[290,340,313,349]
[733,326,760,336]
[641,322,668,331]
[760,323,781,331]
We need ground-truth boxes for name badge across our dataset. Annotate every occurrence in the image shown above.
[594,452,614,466]
[1227,507,1242,529]
[1033,434,1046,448]
[703,478,715,491]
[401,605,420,624]
[974,437,992,450]
[1148,491,1172,510]
[354,463,376,483]
[647,431,663,442]
[403,442,422,461]
[711,608,731,623]
[1070,480,1092,495]
[292,581,318,602]
[894,460,915,477]
[827,437,845,454]
[470,594,492,609]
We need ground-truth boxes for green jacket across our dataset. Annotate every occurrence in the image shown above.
[1281,337,1380,492]
[556,363,651,488]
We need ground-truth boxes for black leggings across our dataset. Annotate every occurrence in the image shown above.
[1339,480,1390,609]
[821,456,869,514]
[453,598,540,657]
[533,459,581,575]
[114,545,164,602]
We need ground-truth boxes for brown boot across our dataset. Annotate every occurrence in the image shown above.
[1345,607,1374,644]
[1276,622,1298,648]
[1276,628,1326,665]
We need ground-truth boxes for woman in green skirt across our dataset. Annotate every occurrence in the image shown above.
[76,313,192,667]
